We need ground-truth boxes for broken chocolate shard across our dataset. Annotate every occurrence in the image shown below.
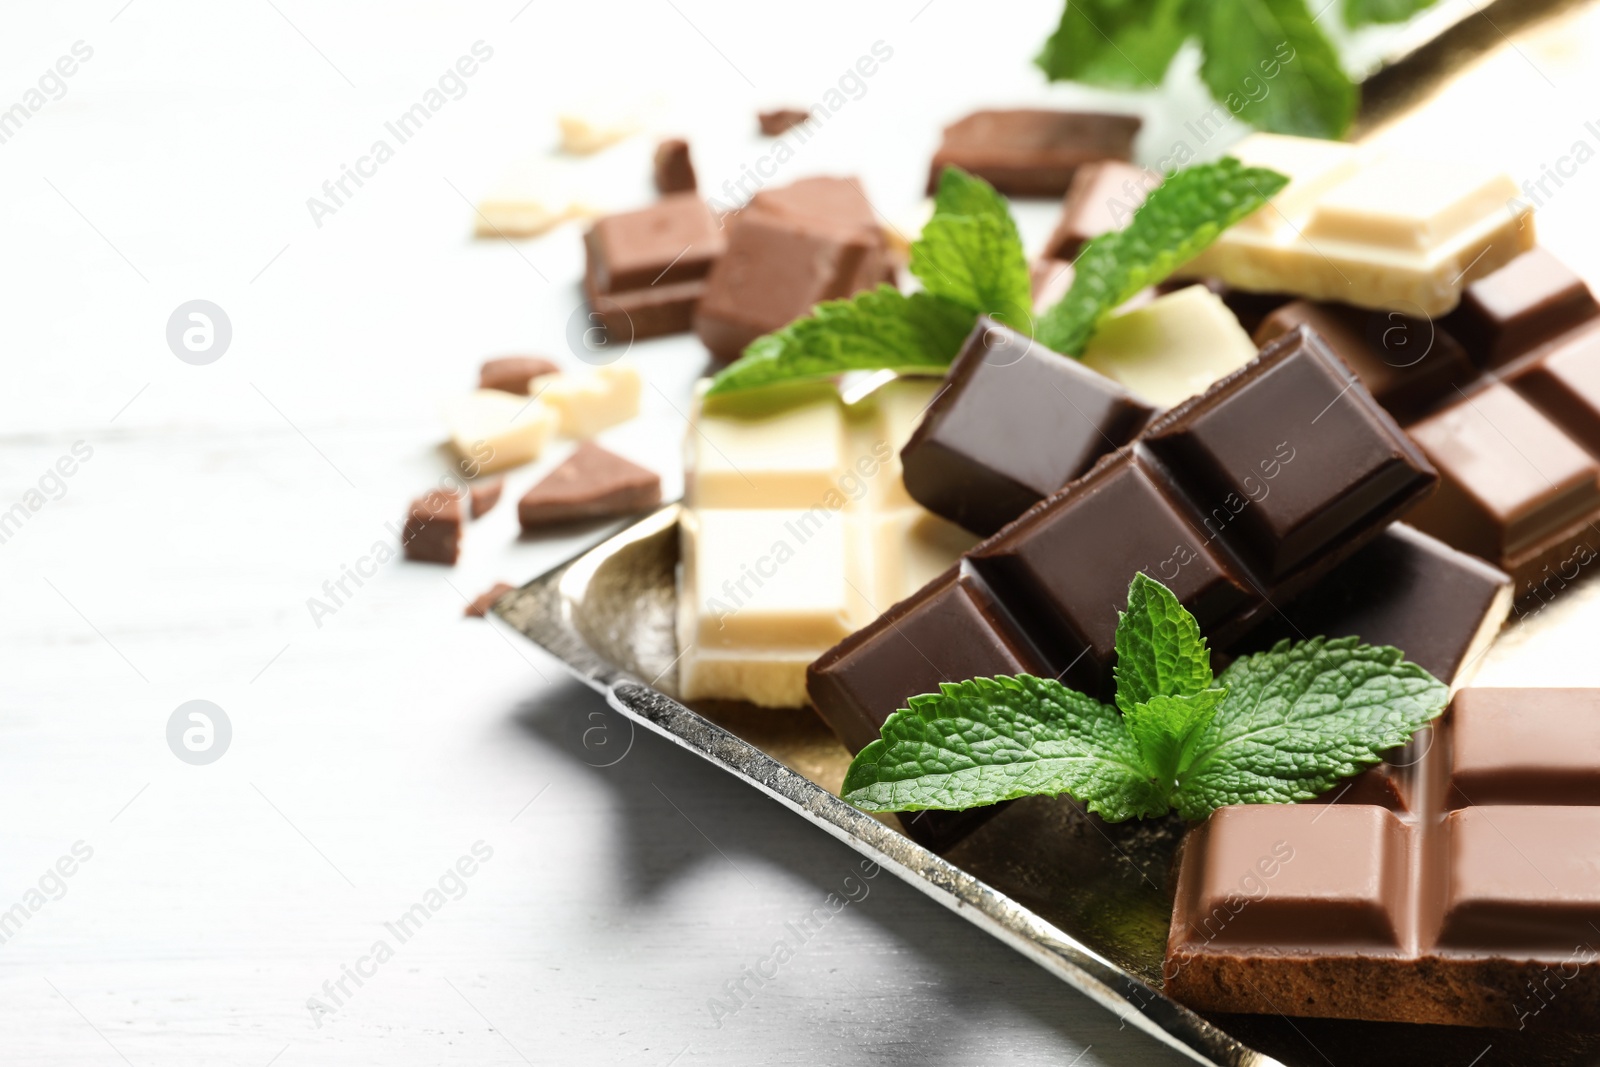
[479,356,559,396]
[926,109,1141,197]
[758,108,811,136]
[464,581,516,618]
[653,138,696,195]
[403,490,464,565]
[518,443,661,530]
[469,480,503,519]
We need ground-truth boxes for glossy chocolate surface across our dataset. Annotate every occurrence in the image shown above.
[1441,247,1600,368]
[1168,688,1600,1027]
[899,318,1154,536]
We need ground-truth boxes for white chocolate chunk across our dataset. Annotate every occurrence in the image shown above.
[691,397,848,508]
[557,106,643,155]
[539,365,641,438]
[1081,285,1259,408]
[1177,133,1534,316]
[473,159,597,238]
[442,390,558,474]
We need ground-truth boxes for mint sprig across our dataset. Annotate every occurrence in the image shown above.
[1036,0,1437,138]
[705,167,1027,398]
[840,573,1447,822]
[706,158,1284,397]
[1034,157,1288,356]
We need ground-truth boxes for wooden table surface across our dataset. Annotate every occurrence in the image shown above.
[5,1,1600,1064]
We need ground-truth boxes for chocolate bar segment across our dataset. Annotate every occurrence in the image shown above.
[899,318,1154,536]
[1144,325,1436,581]
[1506,324,1600,454]
[1166,687,1600,1027]
[1041,159,1152,260]
[926,109,1141,197]
[584,194,724,341]
[1441,247,1600,368]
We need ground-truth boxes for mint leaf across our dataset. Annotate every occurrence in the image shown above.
[1344,0,1438,27]
[1113,571,1214,715]
[840,675,1169,822]
[1196,0,1357,139]
[911,168,1031,327]
[1034,0,1192,90]
[703,287,973,397]
[1034,157,1288,356]
[1171,637,1447,819]
[1123,689,1228,791]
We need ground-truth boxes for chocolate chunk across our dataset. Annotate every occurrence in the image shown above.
[1441,248,1600,368]
[1166,686,1600,1027]
[746,176,894,293]
[464,581,515,618]
[517,443,661,530]
[1254,300,1476,420]
[1405,382,1600,579]
[1144,325,1437,582]
[1041,159,1152,260]
[809,324,1435,731]
[402,490,463,565]
[900,318,1153,536]
[926,109,1141,197]
[469,480,503,519]
[758,108,811,136]
[1506,323,1600,454]
[653,138,696,194]
[583,194,724,342]
[479,356,558,395]
[693,211,874,361]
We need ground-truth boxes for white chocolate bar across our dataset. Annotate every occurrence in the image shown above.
[676,378,976,708]
[539,365,641,438]
[443,390,559,474]
[1176,134,1535,316]
[1081,284,1259,408]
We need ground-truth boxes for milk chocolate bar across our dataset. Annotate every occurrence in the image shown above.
[693,177,891,360]
[584,194,725,342]
[899,318,1155,536]
[1173,134,1534,316]
[926,109,1141,197]
[809,325,1437,750]
[1165,688,1600,1028]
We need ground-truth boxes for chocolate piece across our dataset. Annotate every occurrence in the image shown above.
[746,176,894,293]
[1254,300,1476,420]
[402,490,463,565]
[479,356,558,395]
[1030,257,1073,311]
[758,108,810,136]
[1441,248,1600,368]
[518,443,661,530]
[1505,323,1600,454]
[1168,688,1600,1027]
[1080,284,1258,408]
[899,318,1154,536]
[583,194,724,342]
[926,109,1141,197]
[1405,382,1600,581]
[1233,524,1511,688]
[652,138,696,195]
[1041,159,1152,261]
[809,325,1436,736]
[469,480,503,519]
[464,581,515,618]
[693,211,872,361]
[1144,326,1437,581]
[1167,277,1294,335]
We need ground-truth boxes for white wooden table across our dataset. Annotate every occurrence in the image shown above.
[6,1,1598,1063]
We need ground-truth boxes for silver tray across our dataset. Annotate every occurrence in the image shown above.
[496,504,1600,1067]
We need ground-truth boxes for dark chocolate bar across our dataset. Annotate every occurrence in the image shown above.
[583,194,724,342]
[809,325,1437,753]
[925,109,1141,197]
[1166,687,1600,1028]
[899,318,1155,536]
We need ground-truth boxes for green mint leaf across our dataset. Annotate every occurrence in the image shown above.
[1034,157,1289,356]
[1171,637,1448,820]
[840,675,1169,822]
[1343,0,1439,28]
[1196,0,1357,138]
[703,287,974,397]
[1035,0,1192,89]
[910,168,1032,327]
[1113,571,1214,715]
[1123,689,1228,792]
